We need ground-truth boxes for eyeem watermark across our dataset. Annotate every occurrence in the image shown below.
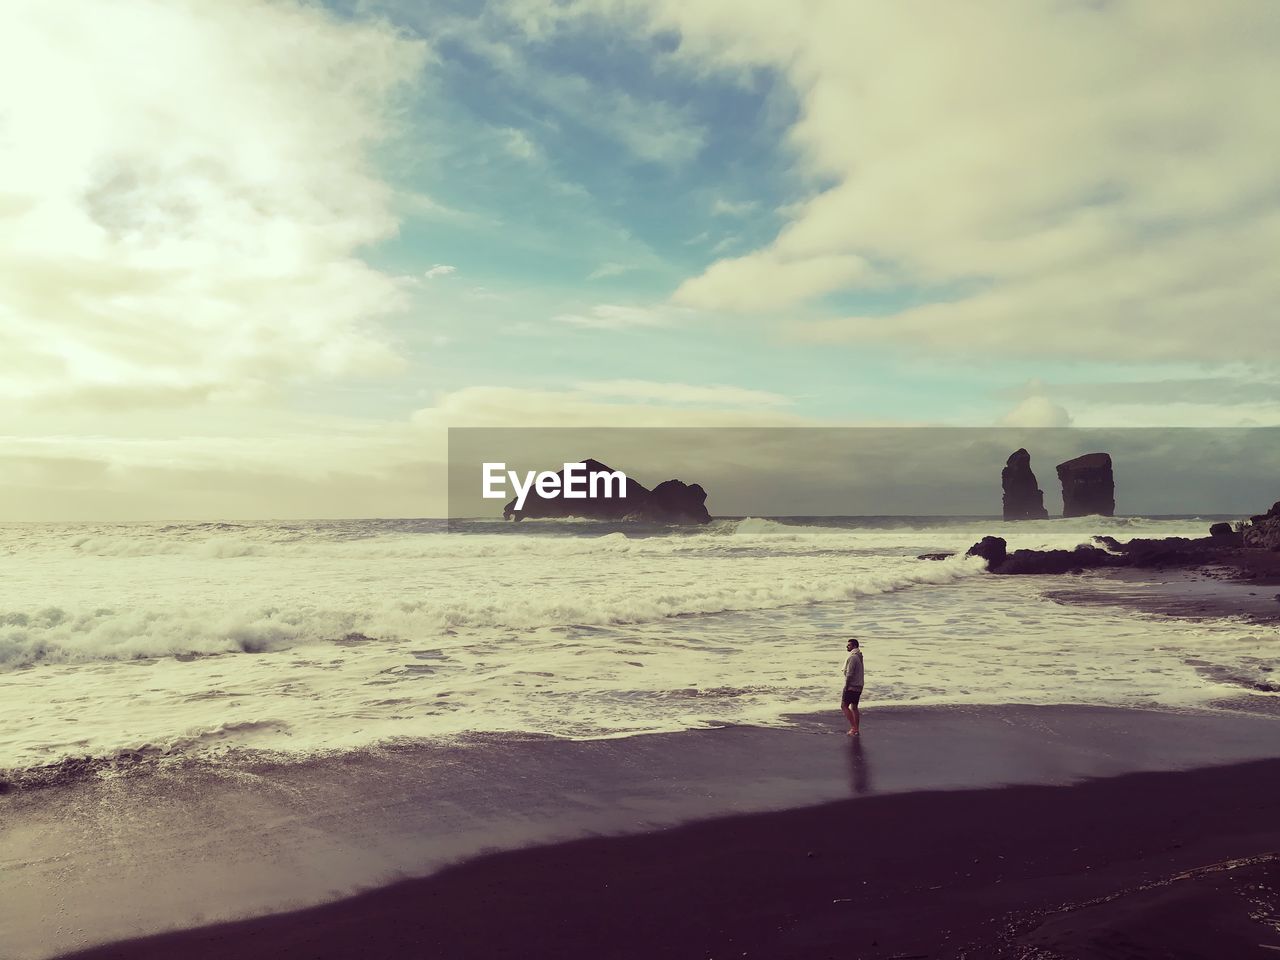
[482,462,627,511]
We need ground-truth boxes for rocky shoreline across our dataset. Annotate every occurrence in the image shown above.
[956,500,1280,585]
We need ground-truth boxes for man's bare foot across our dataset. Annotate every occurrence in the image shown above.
[847,729,858,736]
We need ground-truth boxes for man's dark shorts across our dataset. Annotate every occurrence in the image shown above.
[841,686,863,708]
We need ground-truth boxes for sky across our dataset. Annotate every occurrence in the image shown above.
[2,0,1279,519]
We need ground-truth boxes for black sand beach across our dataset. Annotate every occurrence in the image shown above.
[60,756,1280,960]
[7,705,1279,960]
[1045,567,1280,624]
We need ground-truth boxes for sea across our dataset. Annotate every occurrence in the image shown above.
[2,515,1276,784]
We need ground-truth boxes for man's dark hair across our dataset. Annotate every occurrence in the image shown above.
[848,638,859,647]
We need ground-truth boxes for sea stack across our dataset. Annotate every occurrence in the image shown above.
[649,479,713,525]
[1001,448,1049,520]
[503,458,712,524]
[1056,452,1115,517]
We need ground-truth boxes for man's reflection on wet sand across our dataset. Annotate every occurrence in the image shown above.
[847,735,873,795]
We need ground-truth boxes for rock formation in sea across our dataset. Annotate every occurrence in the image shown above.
[966,536,1007,568]
[503,458,712,524]
[1001,448,1050,520]
[965,535,1121,574]
[649,479,712,525]
[1056,452,1115,517]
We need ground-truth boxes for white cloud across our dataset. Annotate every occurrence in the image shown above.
[0,377,802,518]
[499,127,540,161]
[676,251,870,312]
[574,380,790,407]
[413,384,804,429]
[396,189,472,222]
[424,264,458,279]
[995,373,1280,426]
[581,0,1280,361]
[999,395,1073,429]
[552,303,682,330]
[711,198,758,217]
[709,235,741,255]
[1068,402,1280,428]
[587,262,630,280]
[0,0,427,408]
[0,408,446,520]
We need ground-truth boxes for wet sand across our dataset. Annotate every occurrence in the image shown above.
[1046,567,1280,623]
[6,704,1280,959]
[60,756,1280,960]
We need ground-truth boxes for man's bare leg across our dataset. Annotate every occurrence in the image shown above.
[842,704,858,735]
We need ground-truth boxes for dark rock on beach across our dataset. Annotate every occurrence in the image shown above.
[998,545,1121,575]
[1242,501,1280,551]
[965,502,1280,582]
[1209,521,1239,542]
[1057,452,1115,517]
[503,459,711,524]
[1001,448,1049,520]
[966,535,1121,575]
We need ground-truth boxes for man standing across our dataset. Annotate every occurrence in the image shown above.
[841,638,864,736]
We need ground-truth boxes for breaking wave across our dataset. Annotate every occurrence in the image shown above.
[0,553,984,669]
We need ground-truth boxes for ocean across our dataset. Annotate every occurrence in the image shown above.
[1,515,1273,783]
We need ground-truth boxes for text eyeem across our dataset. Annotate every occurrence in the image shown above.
[482,462,627,511]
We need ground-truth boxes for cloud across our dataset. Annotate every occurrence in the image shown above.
[587,262,630,280]
[424,264,459,279]
[552,303,682,330]
[0,0,427,409]
[396,189,472,222]
[711,198,758,217]
[414,384,804,429]
[708,235,741,255]
[573,380,791,407]
[581,0,1280,361]
[1069,403,1280,428]
[994,373,1280,426]
[1013,374,1280,408]
[999,396,1073,429]
[0,380,800,519]
[0,411,447,520]
[675,251,870,312]
[499,127,540,161]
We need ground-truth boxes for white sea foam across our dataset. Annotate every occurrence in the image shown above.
[0,516,1273,774]
[0,550,985,670]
